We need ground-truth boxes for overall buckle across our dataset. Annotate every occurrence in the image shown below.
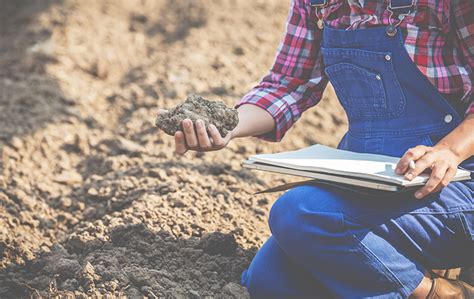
[310,0,329,29]
[386,0,416,37]
[310,0,328,7]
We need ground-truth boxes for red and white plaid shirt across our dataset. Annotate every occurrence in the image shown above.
[237,0,474,141]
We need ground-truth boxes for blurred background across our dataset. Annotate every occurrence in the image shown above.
[0,0,347,297]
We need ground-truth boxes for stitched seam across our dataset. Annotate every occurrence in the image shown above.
[348,208,474,223]
[344,219,409,297]
[458,213,474,239]
[342,216,428,297]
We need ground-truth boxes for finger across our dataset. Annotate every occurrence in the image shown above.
[414,162,448,199]
[208,124,225,148]
[195,120,212,150]
[431,166,457,194]
[396,145,430,175]
[174,131,187,155]
[182,119,198,149]
[404,152,436,180]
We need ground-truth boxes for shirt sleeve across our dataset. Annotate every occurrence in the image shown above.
[451,0,474,116]
[236,0,328,142]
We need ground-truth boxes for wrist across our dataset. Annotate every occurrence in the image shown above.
[229,125,245,140]
[433,143,465,165]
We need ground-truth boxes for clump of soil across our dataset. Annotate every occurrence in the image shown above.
[156,94,239,137]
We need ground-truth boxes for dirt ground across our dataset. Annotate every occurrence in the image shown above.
[1,0,471,298]
[0,0,347,297]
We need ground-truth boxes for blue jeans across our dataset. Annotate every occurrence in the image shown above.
[242,179,473,298]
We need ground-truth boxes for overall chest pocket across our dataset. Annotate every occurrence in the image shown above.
[322,48,406,120]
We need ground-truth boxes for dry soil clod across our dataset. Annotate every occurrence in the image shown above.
[155,94,239,138]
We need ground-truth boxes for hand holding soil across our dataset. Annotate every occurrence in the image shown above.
[156,94,239,154]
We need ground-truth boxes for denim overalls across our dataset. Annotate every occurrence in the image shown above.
[241,0,474,298]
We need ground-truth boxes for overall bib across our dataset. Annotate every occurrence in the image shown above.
[241,1,474,298]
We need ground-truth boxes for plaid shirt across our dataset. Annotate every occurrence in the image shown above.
[237,0,474,141]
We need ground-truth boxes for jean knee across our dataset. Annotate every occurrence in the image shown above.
[269,186,309,241]
[269,186,346,249]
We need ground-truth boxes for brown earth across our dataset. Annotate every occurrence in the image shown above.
[0,0,346,297]
[0,0,470,298]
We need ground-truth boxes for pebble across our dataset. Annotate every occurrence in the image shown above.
[87,187,99,197]
[9,136,24,150]
[189,290,200,299]
[149,168,167,180]
[60,197,72,208]
[116,137,145,154]
[221,282,250,298]
[54,171,83,185]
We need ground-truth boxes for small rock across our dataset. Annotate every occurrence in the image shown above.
[87,187,99,197]
[54,171,83,185]
[76,202,86,211]
[187,207,200,216]
[233,46,245,56]
[189,290,200,299]
[222,212,234,220]
[9,136,24,150]
[221,282,250,298]
[60,197,72,208]
[27,38,56,56]
[253,208,266,216]
[116,137,145,154]
[149,168,167,180]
